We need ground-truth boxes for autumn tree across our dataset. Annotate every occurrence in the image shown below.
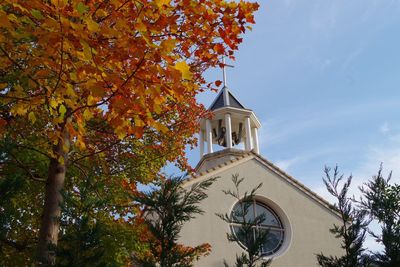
[56,168,144,267]
[133,175,216,267]
[0,0,259,265]
[316,166,370,267]
[0,138,153,265]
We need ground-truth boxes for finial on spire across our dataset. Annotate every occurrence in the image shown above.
[222,57,234,87]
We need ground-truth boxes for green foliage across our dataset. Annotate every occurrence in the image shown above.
[217,174,271,267]
[0,139,45,266]
[134,175,216,267]
[359,167,400,267]
[0,137,146,266]
[56,169,142,267]
[316,166,369,267]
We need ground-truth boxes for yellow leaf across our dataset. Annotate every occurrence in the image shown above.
[153,104,162,114]
[65,84,76,97]
[49,99,58,109]
[153,95,164,105]
[134,116,145,127]
[115,127,126,140]
[174,61,192,80]
[59,104,67,117]
[7,14,18,22]
[12,105,28,116]
[51,0,68,8]
[80,40,92,60]
[87,95,97,105]
[154,122,168,133]
[85,17,100,32]
[53,117,63,125]
[83,109,93,120]
[155,0,170,8]
[11,3,29,13]
[58,156,65,165]
[28,111,36,123]
[70,72,78,81]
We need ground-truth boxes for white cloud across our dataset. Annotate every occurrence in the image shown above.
[314,126,400,200]
[258,99,399,150]
[275,157,301,171]
[353,146,400,188]
[379,122,390,134]
[312,126,400,253]
[258,116,320,147]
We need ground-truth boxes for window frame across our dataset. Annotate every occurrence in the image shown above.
[230,199,285,256]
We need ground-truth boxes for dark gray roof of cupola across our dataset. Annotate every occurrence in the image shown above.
[209,87,245,111]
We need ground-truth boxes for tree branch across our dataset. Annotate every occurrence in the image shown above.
[8,152,46,183]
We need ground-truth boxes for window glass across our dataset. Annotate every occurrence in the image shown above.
[260,229,284,254]
[231,200,284,256]
[231,201,254,223]
[255,204,281,227]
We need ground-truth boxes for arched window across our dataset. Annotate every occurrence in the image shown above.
[231,199,285,256]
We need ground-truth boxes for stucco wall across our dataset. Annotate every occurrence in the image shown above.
[180,157,343,267]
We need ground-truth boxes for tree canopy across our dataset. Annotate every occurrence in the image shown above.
[0,0,259,265]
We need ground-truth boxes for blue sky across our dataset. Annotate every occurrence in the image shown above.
[180,0,400,250]
[190,0,400,185]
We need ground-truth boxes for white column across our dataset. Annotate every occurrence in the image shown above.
[199,130,204,157]
[244,116,253,151]
[206,119,213,153]
[225,113,232,148]
[252,127,259,154]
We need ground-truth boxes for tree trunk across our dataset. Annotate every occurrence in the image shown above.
[37,129,70,266]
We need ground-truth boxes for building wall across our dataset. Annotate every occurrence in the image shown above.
[180,157,343,267]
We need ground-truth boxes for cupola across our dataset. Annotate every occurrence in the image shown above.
[198,85,261,158]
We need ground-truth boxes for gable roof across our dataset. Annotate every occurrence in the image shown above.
[209,87,246,110]
[185,149,340,219]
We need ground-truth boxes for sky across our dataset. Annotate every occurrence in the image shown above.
[180,0,400,251]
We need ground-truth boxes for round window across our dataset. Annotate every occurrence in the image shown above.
[230,199,285,256]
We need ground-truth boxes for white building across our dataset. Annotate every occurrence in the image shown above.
[180,86,343,267]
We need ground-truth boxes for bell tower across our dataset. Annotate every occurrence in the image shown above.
[198,60,261,159]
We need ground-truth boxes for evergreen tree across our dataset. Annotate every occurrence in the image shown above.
[0,139,45,266]
[0,136,145,266]
[134,175,216,267]
[316,166,370,267]
[359,167,400,267]
[56,172,142,267]
[217,174,271,267]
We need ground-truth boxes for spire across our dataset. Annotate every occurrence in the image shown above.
[198,60,262,159]
[222,57,233,88]
[209,89,245,110]
[209,57,245,111]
